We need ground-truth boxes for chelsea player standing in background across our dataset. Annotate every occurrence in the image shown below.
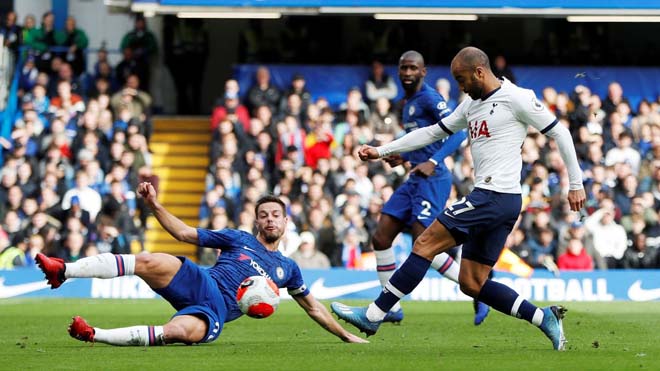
[368,51,489,324]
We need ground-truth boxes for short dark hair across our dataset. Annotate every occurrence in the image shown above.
[255,195,286,215]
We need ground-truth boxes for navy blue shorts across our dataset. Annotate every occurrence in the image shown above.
[381,172,452,228]
[436,188,521,266]
[154,257,227,343]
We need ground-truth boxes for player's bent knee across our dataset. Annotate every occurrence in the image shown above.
[412,224,455,260]
[136,253,179,272]
[458,280,481,298]
[372,233,392,251]
[164,317,207,344]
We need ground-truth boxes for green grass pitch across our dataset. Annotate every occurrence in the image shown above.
[1,299,658,370]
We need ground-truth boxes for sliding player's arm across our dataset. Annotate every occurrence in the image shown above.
[137,182,199,244]
[293,293,368,343]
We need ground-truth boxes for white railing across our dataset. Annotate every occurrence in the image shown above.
[0,34,16,112]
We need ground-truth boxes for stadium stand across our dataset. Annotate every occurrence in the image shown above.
[0,7,659,273]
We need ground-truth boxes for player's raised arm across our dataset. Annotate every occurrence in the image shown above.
[292,293,368,343]
[137,182,199,245]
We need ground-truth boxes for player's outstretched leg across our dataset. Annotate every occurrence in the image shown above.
[475,278,567,350]
[332,252,432,336]
[36,253,136,289]
[69,316,166,346]
[35,253,66,288]
[330,302,381,336]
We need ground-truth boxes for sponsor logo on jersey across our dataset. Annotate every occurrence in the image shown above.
[249,259,273,281]
[468,120,491,139]
[237,254,274,281]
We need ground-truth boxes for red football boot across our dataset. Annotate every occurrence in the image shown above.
[35,253,66,289]
[69,316,95,343]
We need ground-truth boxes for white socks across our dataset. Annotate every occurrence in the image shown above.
[366,303,387,322]
[374,248,401,312]
[532,310,544,326]
[94,326,165,346]
[65,253,136,279]
[430,252,460,283]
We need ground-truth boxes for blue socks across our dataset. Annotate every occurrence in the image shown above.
[477,279,542,325]
[375,253,430,312]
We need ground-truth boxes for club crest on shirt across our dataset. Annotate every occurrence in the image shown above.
[408,105,415,116]
[532,97,544,111]
[276,267,285,279]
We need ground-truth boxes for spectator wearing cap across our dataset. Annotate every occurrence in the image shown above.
[61,171,102,222]
[211,91,251,132]
[247,66,281,114]
[53,194,93,232]
[290,231,330,269]
[557,238,594,271]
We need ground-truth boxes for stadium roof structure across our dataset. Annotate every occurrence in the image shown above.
[117,0,660,20]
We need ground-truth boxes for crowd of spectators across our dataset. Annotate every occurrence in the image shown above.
[204,62,660,272]
[0,11,155,268]
[2,9,660,273]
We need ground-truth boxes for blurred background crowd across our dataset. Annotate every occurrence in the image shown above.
[1,9,660,273]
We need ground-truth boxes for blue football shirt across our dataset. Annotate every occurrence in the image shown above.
[400,83,455,171]
[197,228,309,322]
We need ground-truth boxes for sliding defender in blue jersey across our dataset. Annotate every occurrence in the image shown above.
[371,50,489,325]
[332,47,586,350]
[36,183,367,346]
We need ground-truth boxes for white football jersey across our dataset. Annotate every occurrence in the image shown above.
[440,79,557,194]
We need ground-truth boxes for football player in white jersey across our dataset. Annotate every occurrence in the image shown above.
[332,46,586,351]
